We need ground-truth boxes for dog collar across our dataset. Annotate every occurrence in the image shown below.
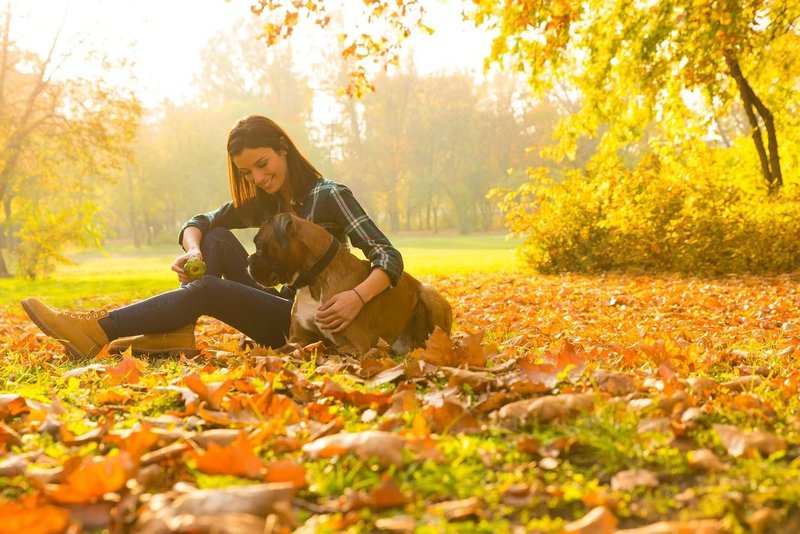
[288,236,341,289]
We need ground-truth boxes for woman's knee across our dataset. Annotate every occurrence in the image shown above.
[202,227,238,248]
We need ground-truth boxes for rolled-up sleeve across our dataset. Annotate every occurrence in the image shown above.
[329,184,404,286]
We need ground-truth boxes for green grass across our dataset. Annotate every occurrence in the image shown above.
[0,233,523,311]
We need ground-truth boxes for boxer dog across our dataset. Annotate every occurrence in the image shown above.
[247,213,453,354]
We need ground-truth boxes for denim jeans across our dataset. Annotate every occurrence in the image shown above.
[98,227,292,348]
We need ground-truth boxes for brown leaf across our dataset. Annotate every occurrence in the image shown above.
[562,505,617,534]
[428,496,483,520]
[136,513,269,534]
[373,515,416,532]
[136,483,296,529]
[720,375,764,392]
[688,448,730,472]
[497,393,593,424]
[423,399,482,434]
[615,519,725,533]
[714,424,786,458]
[302,430,406,466]
[592,369,635,396]
[0,455,27,477]
[610,468,659,491]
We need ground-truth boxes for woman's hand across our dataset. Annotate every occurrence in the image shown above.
[171,248,203,284]
[316,289,365,334]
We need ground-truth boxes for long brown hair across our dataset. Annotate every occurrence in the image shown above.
[226,115,322,218]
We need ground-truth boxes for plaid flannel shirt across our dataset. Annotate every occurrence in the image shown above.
[179,179,404,286]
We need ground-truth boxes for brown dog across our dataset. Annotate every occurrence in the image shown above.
[247,213,452,353]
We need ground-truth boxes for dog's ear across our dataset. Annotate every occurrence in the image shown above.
[272,213,295,248]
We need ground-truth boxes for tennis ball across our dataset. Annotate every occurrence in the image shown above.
[185,257,207,280]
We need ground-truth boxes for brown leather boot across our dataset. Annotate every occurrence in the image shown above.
[108,324,199,356]
[21,297,110,359]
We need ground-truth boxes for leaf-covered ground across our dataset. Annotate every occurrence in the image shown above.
[2,273,800,533]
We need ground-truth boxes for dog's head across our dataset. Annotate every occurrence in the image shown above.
[247,213,306,287]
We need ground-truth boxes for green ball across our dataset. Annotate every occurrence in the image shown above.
[185,257,207,280]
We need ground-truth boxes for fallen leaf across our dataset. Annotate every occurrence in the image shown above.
[265,459,306,488]
[136,483,296,530]
[497,393,594,423]
[191,432,266,478]
[688,448,730,472]
[302,430,406,466]
[105,354,145,385]
[183,373,233,410]
[0,496,70,534]
[714,424,786,457]
[592,369,635,396]
[610,468,659,491]
[44,454,132,504]
[428,496,483,520]
[720,375,764,392]
[562,505,617,534]
[615,519,725,533]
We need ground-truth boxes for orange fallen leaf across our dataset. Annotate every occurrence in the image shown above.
[191,432,266,478]
[44,454,131,504]
[104,354,145,385]
[0,496,70,534]
[562,505,617,534]
[183,373,233,410]
[265,459,306,488]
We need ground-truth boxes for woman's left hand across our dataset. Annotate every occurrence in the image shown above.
[316,290,365,334]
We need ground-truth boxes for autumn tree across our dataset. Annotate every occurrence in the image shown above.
[0,3,140,278]
[470,0,800,193]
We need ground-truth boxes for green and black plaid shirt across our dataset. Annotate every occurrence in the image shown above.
[179,179,403,286]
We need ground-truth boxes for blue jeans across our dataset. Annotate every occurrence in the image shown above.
[98,228,292,348]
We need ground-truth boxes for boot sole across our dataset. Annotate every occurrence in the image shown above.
[21,299,97,359]
[107,345,201,357]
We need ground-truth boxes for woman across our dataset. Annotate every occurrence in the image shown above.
[21,115,403,359]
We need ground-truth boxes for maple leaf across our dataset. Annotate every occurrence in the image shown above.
[183,373,233,410]
[44,454,132,504]
[104,354,145,385]
[191,432,267,478]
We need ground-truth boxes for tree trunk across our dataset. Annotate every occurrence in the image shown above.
[0,193,11,277]
[726,54,782,193]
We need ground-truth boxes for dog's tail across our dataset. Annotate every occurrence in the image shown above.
[419,283,453,336]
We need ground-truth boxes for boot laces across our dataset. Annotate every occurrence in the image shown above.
[61,309,108,320]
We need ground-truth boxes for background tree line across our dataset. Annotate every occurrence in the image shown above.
[5,0,798,279]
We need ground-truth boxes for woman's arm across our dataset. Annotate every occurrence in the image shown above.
[171,226,205,283]
[316,267,391,334]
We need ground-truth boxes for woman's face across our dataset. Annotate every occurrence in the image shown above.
[232,146,288,196]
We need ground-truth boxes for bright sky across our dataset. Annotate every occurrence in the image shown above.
[11,0,492,110]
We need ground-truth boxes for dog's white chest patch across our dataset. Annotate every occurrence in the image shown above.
[294,288,336,342]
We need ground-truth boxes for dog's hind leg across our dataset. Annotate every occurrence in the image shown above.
[419,284,453,335]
